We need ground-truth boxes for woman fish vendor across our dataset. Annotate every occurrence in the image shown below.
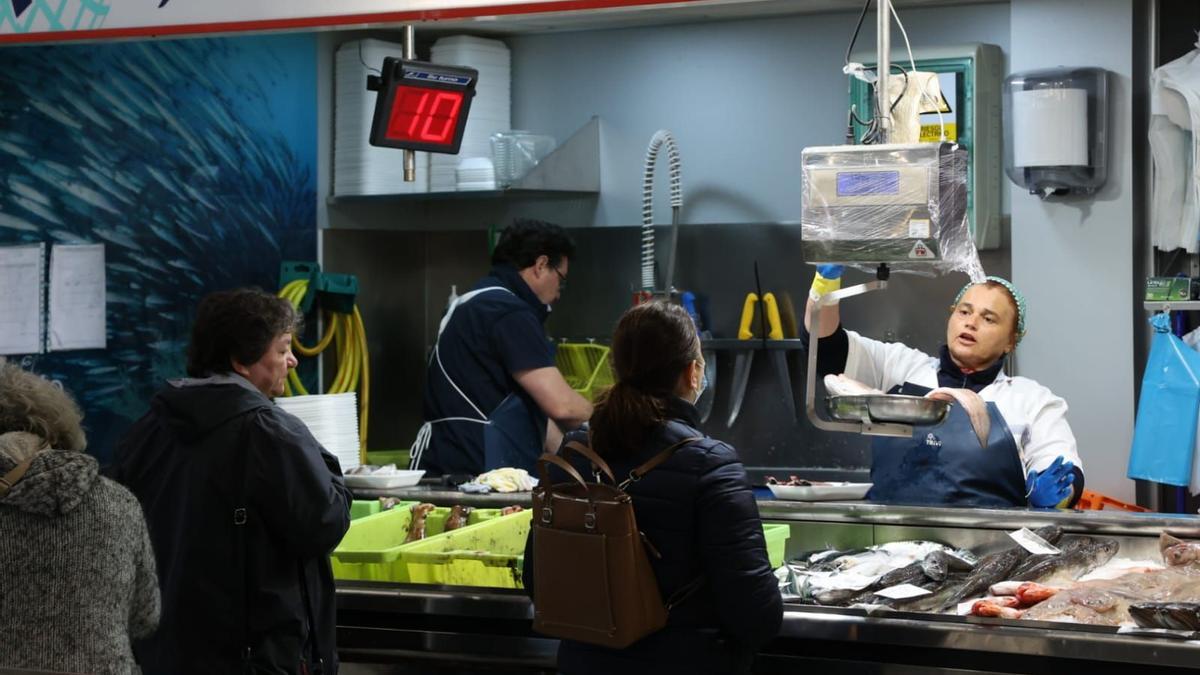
[804,265,1083,508]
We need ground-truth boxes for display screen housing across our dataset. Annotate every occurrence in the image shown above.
[368,58,477,154]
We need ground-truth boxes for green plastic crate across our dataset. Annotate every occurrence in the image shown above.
[364,449,411,469]
[349,500,382,520]
[762,523,791,568]
[400,509,532,588]
[330,504,515,583]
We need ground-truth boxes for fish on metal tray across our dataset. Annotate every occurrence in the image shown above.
[1129,602,1200,631]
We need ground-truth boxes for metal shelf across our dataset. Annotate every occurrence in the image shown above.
[1144,301,1200,311]
[328,117,600,206]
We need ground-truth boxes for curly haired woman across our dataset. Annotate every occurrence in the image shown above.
[0,363,160,674]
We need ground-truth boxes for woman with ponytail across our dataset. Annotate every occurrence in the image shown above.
[524,301,782,675]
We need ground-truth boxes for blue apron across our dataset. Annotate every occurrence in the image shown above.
[867,385,1027,508]
[410,287,546,473]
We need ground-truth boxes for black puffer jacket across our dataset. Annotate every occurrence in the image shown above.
[114,376,352,675]
[523,398,782,674]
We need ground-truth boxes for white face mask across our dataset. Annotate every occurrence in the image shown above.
[692,363,709,403]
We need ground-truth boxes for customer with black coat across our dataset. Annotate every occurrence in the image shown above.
[523,301,783,674]
[114,288,352,675]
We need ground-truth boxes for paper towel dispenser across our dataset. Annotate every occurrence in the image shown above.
[1003,67,1109,198]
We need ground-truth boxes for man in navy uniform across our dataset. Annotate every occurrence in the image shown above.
[412,219,593,477]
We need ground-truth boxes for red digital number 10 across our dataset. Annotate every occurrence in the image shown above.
[406,90,464,143]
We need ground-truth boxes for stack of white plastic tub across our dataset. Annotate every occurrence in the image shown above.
[334,39,429,195]
[276,392,361,472]
[429,36,511,192]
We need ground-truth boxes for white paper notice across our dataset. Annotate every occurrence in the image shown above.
[0,244,45,355]
[48,244,107,351]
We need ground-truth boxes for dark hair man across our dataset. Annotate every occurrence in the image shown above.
[413,218,593,477]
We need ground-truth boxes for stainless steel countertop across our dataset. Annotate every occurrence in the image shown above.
[335,583,1200,668]
[351,486,1200,536]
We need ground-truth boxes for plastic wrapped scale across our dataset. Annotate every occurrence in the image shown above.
[801,142,974,276]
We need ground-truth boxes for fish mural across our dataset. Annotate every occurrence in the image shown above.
[0,34,317,464]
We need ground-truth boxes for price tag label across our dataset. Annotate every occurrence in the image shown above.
[873,583,932,600]
[1008,527,1061,555]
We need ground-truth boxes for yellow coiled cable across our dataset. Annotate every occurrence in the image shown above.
[277,279,371,462]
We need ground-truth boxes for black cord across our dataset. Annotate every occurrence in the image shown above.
[844,0,872,66]
[358,41,382,75]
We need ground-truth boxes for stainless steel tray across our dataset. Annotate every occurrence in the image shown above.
[827,394,950,425]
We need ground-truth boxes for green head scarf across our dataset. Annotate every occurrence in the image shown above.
[953,276,1026,342]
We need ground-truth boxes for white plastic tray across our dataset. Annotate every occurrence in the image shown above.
[767,482,872,501]
[343,470,425,489]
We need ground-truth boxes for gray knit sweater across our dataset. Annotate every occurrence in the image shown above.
[0,437,160,674]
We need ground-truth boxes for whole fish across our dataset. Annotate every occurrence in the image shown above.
[1160,533,1200,567]
[1129,602,1200,631]
[404,503,437,543]
[921,549,977,582]
[914,525,1063,612]
[444,504,472,532]
[926,387,990,448]
[1011,536,1120,585]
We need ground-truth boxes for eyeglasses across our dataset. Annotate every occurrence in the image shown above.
[553,266,567,289]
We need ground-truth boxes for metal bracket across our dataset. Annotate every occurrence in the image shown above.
[804,278,914,438]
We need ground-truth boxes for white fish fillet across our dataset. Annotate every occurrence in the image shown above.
[824,374,882,397]
[926,387,990,448]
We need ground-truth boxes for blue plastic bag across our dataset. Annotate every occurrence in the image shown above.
[1128,313,1200,486]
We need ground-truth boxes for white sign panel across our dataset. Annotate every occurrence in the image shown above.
[0,244,45,356]
[0,0,590,41]
[48,244,107,352]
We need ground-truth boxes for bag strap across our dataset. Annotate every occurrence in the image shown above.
[621,436,704,489]
[536,453,590,490]
[0,456,35,498]
[234,407,268,669]
[561,440,616,484]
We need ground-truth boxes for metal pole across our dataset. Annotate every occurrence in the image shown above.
[403,24,416,183]
[876,0,891,143]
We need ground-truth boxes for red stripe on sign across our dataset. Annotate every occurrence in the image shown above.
[0,0,698,45]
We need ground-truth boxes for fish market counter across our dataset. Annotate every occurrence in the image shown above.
[336,501,1200,674]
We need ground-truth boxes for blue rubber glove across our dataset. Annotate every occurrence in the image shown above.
[1025,456,1076,508]
[816,264,844,280]
[811,264,845,298]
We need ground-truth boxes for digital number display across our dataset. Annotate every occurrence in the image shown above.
[837,171,900,197]
[385,87,466,145]
[368,58,477,154]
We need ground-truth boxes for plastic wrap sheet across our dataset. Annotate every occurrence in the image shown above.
[801,142,974,276]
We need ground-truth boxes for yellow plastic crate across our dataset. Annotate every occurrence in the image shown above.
[555,343,614,401]
[330,504,519,583]
[400,509,531,588]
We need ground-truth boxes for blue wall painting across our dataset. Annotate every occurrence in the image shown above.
[0,33,317,464]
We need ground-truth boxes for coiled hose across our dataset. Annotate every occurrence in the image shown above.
[641,130,682,293]
[277,279,371,461]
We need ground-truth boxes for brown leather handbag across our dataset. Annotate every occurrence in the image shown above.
[530,437,703,649]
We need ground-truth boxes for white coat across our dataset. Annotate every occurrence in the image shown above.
[843,330,1083,477]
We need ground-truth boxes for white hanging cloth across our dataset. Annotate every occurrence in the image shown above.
[1150,42,1200,253]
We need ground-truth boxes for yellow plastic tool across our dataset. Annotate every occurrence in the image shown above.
[727,291,795,427]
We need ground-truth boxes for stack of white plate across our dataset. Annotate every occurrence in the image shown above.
[457,156,496,190]
[430,36,510,192]
[276,392,361,472]
[334,39,429,195]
